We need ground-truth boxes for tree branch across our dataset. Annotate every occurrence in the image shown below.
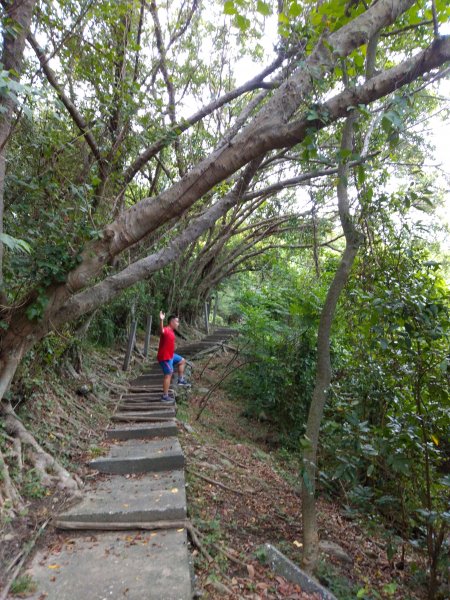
[27,32,104,169]
[122,53,285,185]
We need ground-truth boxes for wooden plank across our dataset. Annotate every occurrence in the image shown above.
[55,519,187,531]
[143,314,152,357]
[204,301,209,335]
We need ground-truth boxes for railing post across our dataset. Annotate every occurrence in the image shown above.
[204,301,210,334]
[212,294,218,327]
[143,315,152,357]
[123,320,138,371]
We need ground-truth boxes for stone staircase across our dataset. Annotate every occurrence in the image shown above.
[25,328,235,600]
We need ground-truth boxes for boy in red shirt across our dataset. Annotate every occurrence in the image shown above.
[157,311,189,402]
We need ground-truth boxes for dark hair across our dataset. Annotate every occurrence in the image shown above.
[168,314,179,324]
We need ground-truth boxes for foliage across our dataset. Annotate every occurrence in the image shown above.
[87,281,156,346]
[315,561,359,600]
[22,468,47,499]
[320,237,449,594]
[228,258,329,444]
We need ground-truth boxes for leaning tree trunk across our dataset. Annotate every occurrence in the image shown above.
[0,0,37,302]
[301,113,363,571]
[1,21,447,403]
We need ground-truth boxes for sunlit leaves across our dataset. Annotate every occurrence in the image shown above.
[256,1,271,17]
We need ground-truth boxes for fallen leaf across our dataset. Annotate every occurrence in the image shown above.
[293,540,303,548]
[247,564,255,578]
[48,564,61,569]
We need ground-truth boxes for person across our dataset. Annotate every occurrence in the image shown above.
[157,311,190,402]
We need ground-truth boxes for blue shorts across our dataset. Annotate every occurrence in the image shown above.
[159,353,183,375]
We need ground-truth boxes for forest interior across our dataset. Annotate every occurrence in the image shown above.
[0,0,449,598]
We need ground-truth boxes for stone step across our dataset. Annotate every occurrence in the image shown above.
[113,409,175,421]
[119,401,175,411]
[134,373,162,378]
[128,387,172,395]
[120,399,170,406]
[121,398,174,405]
[105,421,178,440]
[27,529,191,600]
[130,375,163,386]
[121,392,174,401]
[89,439,184,474]
[112,414,175,423]
[57,471,186,526]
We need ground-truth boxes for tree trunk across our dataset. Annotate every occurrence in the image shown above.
[301,113,363,572]
[0,0,37,301]
[301,243,360,570]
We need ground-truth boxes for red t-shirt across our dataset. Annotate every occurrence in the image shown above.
[157,326,175,361]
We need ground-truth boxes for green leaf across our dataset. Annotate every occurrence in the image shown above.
[289,2,301,17]
[235,13,250,31]
[0,232,32,253]
[256,1,271,16]
[382,582,397,595]
[299,435,312,451]
[357,165,365,186]
[223,1,236,15]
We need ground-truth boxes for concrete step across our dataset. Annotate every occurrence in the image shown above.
[112,409,175,422]
[121,398,173,406]
[105,421,178,440]
[118,402,175,411]
[57,471,186,526]
[130,375,163,386]
[89,439,184,474]
[128,385,171,393]
[121,392,174,401]
[27,529,191,600]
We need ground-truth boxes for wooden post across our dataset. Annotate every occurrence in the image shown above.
[123,320,138,371]
[143,315,152,357]
[212,294,218,327]
[204,301,210,334]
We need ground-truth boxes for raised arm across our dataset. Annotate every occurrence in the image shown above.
[159,310,165,335]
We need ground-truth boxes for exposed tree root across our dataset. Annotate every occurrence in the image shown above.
[0,518,50,600]
[0,445,24,516]
[1,401,79,499]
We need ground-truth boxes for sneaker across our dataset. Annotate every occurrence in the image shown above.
[177,378,191,387]
[160,394,173,403]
